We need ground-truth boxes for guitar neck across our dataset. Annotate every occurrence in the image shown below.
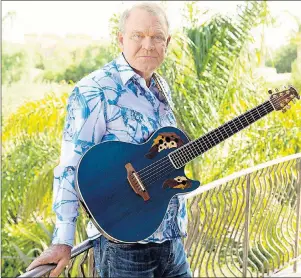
[169,100,274,168]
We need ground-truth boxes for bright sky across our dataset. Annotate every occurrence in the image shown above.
[2,1,301,50]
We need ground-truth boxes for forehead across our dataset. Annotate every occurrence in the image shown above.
[125,8,168,34]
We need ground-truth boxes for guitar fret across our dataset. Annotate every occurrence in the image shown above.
[255,107,261,119]
[222,125,230,138]
[231,118,240,132]
[170,101,273,168]
[249,109,257,122]
[217,126,225,140]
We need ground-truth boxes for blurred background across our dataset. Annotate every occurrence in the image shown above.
[2,1,301,277]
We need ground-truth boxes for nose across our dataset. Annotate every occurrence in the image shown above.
[142,36,155,50]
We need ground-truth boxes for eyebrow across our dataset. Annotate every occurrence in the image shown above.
[131,30,144,34]
[131,30,166,36]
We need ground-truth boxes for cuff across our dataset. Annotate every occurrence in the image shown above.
[51,221,76,247]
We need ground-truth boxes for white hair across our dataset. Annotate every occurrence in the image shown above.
[119,2,170,35]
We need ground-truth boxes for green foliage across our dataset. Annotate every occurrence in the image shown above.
[2,42,28,85]
[186,1,266,109]
[158,0,300,185]
[42,44,114,83]
[266,44,297,73]
[2,33,113,85]
[108,12,122,58]
[2,1,301,276]
[290,59,301,91]
[2,82,73,121]
[2,90,92,277]
[2,92,67,277]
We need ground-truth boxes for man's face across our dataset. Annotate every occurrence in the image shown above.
[118,8,170,77]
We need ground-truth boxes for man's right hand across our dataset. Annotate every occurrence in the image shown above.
[26,244,72,277]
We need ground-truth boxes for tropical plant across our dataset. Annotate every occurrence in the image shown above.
[157,1,300,272]
[2,1,301,276]
[2,92,66,277]
[157,1,300,183]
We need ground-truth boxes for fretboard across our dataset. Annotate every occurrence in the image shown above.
[169,100,274,168]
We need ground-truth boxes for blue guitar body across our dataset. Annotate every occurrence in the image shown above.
[75,86,301,243]
[75,126,200,243]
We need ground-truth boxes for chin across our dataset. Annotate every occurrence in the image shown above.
[138,63,158,72]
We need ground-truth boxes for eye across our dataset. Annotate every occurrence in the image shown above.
[153,35,165,43]
[132,34,143,40]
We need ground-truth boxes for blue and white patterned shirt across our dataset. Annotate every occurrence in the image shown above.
[52,53,188,247]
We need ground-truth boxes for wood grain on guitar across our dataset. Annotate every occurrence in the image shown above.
[125,163,150,201]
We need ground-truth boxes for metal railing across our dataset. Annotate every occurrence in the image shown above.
[19,153,301,277]
[184,153,301,277]
[19,239,97,278]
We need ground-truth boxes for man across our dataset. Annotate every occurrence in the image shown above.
[27,2,192,277]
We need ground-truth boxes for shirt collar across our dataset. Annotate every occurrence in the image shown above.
[115,53,139,86]
[115,53,156,87]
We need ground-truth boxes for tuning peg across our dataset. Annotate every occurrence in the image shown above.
[286,105,291,109]
[282,108,287,113]
[268,89,273,94]
[275,88,279,92]
[292,99,296,103]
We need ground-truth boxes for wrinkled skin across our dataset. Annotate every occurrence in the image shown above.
[26,244,71,277]
[118,7,170,86]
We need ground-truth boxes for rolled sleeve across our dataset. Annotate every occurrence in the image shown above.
[52,221,76,247]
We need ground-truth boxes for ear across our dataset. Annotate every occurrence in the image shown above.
[118,32,124,50]
[165,35,171,52]
[166,36,171,46]
[166,35,171,48]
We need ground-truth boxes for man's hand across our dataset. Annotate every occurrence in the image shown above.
[26,244,72,277]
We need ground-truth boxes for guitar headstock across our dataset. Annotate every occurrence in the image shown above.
[269,85,300,112]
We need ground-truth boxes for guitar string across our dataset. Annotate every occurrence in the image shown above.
[137,104,273,186]
[136,104,265,180]
[138,104,270,185]
[130,104,272,192]
[148,74,277,187]
[141,104,273,185]
[137,103,270,180]
[140,107,273,187]
[137,102,271,178]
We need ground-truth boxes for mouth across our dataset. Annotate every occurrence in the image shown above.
[139,56,157,58]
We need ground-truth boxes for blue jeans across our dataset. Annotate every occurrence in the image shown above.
[93,236,192,277]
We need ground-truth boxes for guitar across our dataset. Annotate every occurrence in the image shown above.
[75,86,299,243]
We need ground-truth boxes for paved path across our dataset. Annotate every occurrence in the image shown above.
[271,262,301,277]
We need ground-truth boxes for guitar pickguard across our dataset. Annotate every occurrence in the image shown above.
[145,132,184,159]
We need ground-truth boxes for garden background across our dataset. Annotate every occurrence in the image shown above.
[2,1,301,277]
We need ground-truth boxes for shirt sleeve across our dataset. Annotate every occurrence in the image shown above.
[51,80,107,247]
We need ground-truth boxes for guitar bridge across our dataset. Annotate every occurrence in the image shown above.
[125,163,150,201]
